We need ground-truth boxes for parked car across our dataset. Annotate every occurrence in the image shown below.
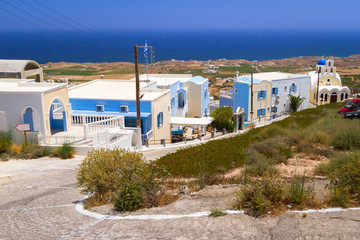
[338,98,360,114]
[344,109,360,119]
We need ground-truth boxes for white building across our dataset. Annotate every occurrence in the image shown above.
[0,79,71,143]
[308,59,350,105]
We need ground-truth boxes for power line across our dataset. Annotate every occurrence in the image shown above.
[15,0,121,59]
[31,0,94,32]
[0,0,119,61]
[18,0,85,32]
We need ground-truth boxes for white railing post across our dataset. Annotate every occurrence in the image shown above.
[106,129,109,149]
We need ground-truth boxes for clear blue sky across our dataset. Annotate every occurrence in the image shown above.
[0,0,359,31]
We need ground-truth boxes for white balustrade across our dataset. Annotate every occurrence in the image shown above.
[85,116,125,138]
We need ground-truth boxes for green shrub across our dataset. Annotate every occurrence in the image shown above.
[234,176,314,217]
[316,152,358,176]
[76,148,166,211]
[233,177,283,217]
[285,175,313,206]
[210,106,234,132]
[329,155,360,206]
[53,143,74,159]
[209,208,228,217]
[114,181,143,212]
[17,143,50,159]
[0,131,11,154]
[330,128,360,150]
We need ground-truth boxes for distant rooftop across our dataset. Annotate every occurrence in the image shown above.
[237,72,309,84]
[187,76,207,85]
[68,79,169,101]
[0,59,41,72]
[0,79,66,93]
[136,74,193,86]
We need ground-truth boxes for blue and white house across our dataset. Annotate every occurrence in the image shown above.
[220,72,311,122]
[68,80,171,144]
[137,74,210,118]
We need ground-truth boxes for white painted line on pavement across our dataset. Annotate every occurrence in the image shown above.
[74,196,360,221]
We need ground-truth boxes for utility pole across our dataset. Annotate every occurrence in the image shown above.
[250,73,254,124]
[134,45,142,149]
[134,43,154,149]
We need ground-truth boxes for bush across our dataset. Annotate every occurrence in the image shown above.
[16,143,50,159]
[0,131,11,154]
[53,143,74,159]
[330,128,360,150]
[316,152,357,176]
[233,176,314,217]
[234,177,283,217]
[209,208,227,217]
[76,148,166,211]
[114,181,143,212]
[285,175,312,206]
[329,154,360,206]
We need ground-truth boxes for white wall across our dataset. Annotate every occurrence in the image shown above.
[271,76,311,115]
[0,92,45,143]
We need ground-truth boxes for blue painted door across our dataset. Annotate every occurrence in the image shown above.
[23,108,34,131]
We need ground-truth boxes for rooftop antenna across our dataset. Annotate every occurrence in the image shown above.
[144,41,149,82]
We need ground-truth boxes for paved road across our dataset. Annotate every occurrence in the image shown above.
[1,157,360,240]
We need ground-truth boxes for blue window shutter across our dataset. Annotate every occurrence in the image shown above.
[289,86,292,93]
[258,91,261,99]
[276,88,278,95]
[295,85,297,92]
[275,107,278,112]
[257,109,260,117]
[264,91,266,98]
[157,114,160,127]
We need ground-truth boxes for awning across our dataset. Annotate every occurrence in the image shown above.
[170,117,213,126]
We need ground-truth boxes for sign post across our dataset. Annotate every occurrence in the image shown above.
[15,123,31,144]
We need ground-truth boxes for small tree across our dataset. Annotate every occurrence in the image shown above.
[288,94,305,113]
[210,106,234,132]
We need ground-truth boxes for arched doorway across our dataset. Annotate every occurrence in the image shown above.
[330,92,338,103]
[49,98,67,134]
[23,108,34,131]
[178,91,185,108]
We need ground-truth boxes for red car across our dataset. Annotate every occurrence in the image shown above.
[338,98,360,114]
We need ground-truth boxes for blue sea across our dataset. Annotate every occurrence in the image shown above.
[1,30,360,63]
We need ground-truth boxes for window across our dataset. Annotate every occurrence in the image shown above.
[234,88,238,94]
[271,106,278,113]
[120,105,128,113]
[125,119,137,127]
[290,83,296,93]
[257,108,266,116]
[345,93,348,99]
[157,112,163,128]
[258,90,266,99]
[204,89,208,98]
[324,94,328,102]
[96,105,104,112]
[272,88,278,95]
[171,97,175,109]
[284,86,287,91]
[327,79,331,82]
